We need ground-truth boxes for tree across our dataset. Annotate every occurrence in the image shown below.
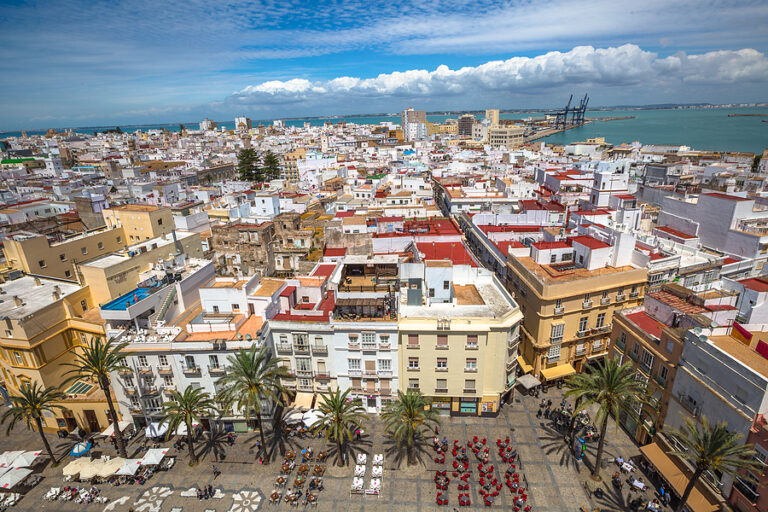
[217,345,288,463]
[160,387,215,465]
[237,148,262,181]
[1,382,66,464]
[178,123,186,134]
[668,416,761,512]
[564,357,650,480]
[262,150,281,181]
[752,155,762,173]
[381,389,440,465]
[311,388,368,466]
[61,336,132,458]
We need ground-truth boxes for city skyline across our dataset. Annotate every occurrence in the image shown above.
[1,0,768,130]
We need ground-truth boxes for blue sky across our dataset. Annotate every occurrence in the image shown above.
[1,0,767,130]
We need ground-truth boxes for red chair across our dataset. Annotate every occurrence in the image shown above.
[473,436,479,443]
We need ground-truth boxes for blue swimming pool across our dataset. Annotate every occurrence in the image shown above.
[101,287,153,311]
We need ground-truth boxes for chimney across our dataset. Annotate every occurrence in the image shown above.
[52,291,60,301]
[172,229,182,255]
[53,285,61,295]
[13,296,23,307]
[33,277,41,286]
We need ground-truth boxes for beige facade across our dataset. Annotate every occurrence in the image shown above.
[3,227,126,280]
[398,266,522,417]
[79,231,204,305]
[102,204,173,243]
[507,255,647,381]
[0,275,115,433]
[427,122,458,136]
[488,126,524,149]
[281,148,307,183]
[610,310,685,444]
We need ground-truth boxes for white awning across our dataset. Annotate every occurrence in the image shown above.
[0,451,23,469]
[61,458,89,476]
[115,459,142,476]
[7,450,41,468]
[145,422,169,438]
[0,468,32,489]
[140,448,169,466]
[302,409,325,428]
[284,409,304,425]
[99,421,133,437]
[517,374,541,390]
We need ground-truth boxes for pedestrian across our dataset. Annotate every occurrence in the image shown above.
[212,464,219,478]
[547,399,552,408]
[544,407,551,418]
[435,425,439,435]
[208,484,214,497]
[536,408,542,418]
[356,429,361,441]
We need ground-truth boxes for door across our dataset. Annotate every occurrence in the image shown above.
[248,303,255,316]
[63,411,78,432]
[84,409,100,433]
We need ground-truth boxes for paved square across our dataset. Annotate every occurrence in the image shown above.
[1,389,660,512]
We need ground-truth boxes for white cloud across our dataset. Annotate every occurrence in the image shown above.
[227,45,768,109]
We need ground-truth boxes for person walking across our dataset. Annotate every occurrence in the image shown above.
[212,464,220,478]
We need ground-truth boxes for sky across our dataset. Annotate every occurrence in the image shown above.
[1,0,767,130]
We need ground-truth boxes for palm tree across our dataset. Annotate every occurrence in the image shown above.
[381,389,440,465]
[217,345,288,463]
[1,382,67,464]
[668,416,761,512]
[564,357,649,480]
[160,387,215,465]
[311,388,368,466]
[61,336,132,458]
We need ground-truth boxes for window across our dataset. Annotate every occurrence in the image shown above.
[584,293,590,301]
[408,357,419,369]
[138,355,148,366]
[116,236,121,244]
[209,355,220,368]
[593,339,603,350]
[158,218,163,225]
[547,344,560,361]
[551,323,564,341]
[429,288,435,297]
[378,359,391,371]
[465,358,477,371]
[159,355,168,366]
[408,378,419,389]
[555,298,562,308]
[97,242,103,250]
[602,290,608,298]
[361,332,376,347]
[576,343,585,354]
[185,355,196,369]
[64,270,71,278]
[436,378,447,390]
[81,247,87,255]
[59,254,66,261]
[38,260,46,268]
[408,334,419,347]
[464,379,476,391]
[14,352,23,365]
[596,313,606,328]
[80,299,87,310]
[466,335,478,348]
[231,304,240,312]
[436,357,447,369]
[640,349,654,372]
[212,305,219,313]
[659,366,668,381]
[562,252,573,261]
[579,317,588,332]
[443,280,450,290]
[550,254,557,263]
[348,359,361,370]
[666,340,675,353]
[122,375,134,386]
[130,397,140,408]
[163,375,173,386]
[437,335,448,347]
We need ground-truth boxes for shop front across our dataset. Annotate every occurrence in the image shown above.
[457,397,478,416]
[430,397,452,416]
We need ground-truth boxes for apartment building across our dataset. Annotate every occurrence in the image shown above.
[609,308,685,444]
[3,226,126,280]
[488,126,524,149]
[281,147,307,183]
[508,234,647,383]
[0,275,113,433]
[398,263,522,417]
[102,204,173,243]
[728,414,768,512]
[211,221,276,277]
[401,108,427,142]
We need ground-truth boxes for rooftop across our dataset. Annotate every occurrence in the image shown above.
[513,256,643,285]
[252,278,286,297]
[739,277,768,293]
[0,276,82,318]
[709,333,768,379]
[625,311,665,339]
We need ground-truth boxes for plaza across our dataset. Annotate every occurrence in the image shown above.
[1,389,657,512]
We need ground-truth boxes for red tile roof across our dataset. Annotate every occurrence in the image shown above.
[479,225,542,233]
[279,285,296,298]
[739,278,768,293]
[416,242,477,266]
[532,241,570,250]
[703,192,751,202]
[655,226,697,240]
[311,263,337,279]
[626,311,665,338]
[615,194,636,200]
[570,235,610,250]
[494,240,526,254]
[723,257,742,265]
[323,247,347,257]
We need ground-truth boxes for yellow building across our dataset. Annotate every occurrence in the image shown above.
[0,275,115,433]
[507,236,647,383]
[3,228,126,281]
[281,148,307,183]
[427,122,458,136]
[79,231,204,305]
[102,204,173,243]
[488,126,524,149]
[485,109,500,126]
[398,263,522,417]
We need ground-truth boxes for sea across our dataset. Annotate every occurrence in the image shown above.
[2,107,767,154]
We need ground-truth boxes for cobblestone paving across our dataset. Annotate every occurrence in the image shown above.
[1,389,661,512]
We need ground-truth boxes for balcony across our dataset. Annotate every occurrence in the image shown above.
[183,366,201,377]
[406,344,420,349]
[408,387,420,393]
[158,365,173,375]
[734,478,760,505]
[379,388,392,396]
[639,363,653,376]
[435,344,449,350]
[276,343,293,354]
[678,394,702,417]
[630,291,640,299]
[163,385,176,395]
[314,373,331,380]
[577,329,590,338]
[293,345,310,355]
[137,365,152,374]
[435,366,448,372]
[208,366,227,376]
[554,306,564,315]
[575,348,586,356]
[348,369,362,377]
[124,385,137,395]
[463,388,477,394]
[466,343,478,350]
[435,387,448,394]
[466,366,479,373]
[311,343,327,354]
[582,300,593,309]
[600,297,610,305]
[616,293,626,302]
[628,351,638,362]
[348,341,361,351]
[129,407,142,415]
[407,366,420,372]
[654,373,667,387]
[363,369,377,377]
[593,324,612,335]
[615,339,626,352]
[361,343,378,352]
[377,370,393,377]
[140,386,159,396]
[378,342,391,351]
[298,382,314,392]
[316,383,329,392]
[118,368,133,376]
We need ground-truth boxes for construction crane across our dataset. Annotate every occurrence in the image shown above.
[554,94,572,130]
[571,93,589,126]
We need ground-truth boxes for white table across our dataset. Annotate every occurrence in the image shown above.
[632,480,647,491]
